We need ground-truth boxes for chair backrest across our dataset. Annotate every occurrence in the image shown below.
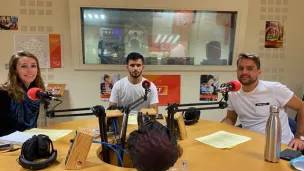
[293,94,303,124]
[288,117,296,136]
[206,41,221,59]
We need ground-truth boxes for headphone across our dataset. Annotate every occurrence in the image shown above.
[182,107,200,125]
[18,134,57,170]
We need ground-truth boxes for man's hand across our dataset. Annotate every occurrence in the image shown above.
[288,137,304,150]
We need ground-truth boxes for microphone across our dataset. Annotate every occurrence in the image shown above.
[142,80,151,101]
[27,87,60,101]
[216,80,241,93]
[142,80,151,89]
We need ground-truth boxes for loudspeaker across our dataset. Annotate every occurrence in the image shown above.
[164,112,188,140]
[65,128,94,170]
[183,108,200,125]
[18,134,57,170]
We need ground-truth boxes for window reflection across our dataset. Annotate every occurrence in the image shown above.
[81,8,237,65]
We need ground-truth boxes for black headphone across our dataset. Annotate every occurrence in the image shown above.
[182,108,200,125]
[18,134,57,170]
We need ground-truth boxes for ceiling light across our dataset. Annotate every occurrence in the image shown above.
[154,34,161,44]
[166,35,174,44]
[160,35,167,44]
[171,35,180,44]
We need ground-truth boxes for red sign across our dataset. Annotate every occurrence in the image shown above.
[143,75,180,106]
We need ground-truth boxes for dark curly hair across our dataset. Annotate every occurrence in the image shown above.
[127,121,178,171]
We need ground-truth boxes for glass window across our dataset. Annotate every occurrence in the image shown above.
[81,7,237,65]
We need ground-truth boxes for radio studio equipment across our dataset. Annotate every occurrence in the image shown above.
[165,80,241,140]
[18,134,57,170]
[27,89,113,168]
[27,87,61,101]
[27,79,152,168]
[107,80,152,162]
[164,111,188,140]
[215,80,242,93]
[64,128,94,170]
[182,107,201,125]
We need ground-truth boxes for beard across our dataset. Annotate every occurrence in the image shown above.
[129,70,142,79]
[238,75,258,86]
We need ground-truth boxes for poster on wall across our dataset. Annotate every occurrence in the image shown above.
[143,75,180,106]
[14,34,63,68]
[100,74,120,101]
[0,16,18,30]
[49,34,63,68]
[200,74,219,101]
[265,21,284,48]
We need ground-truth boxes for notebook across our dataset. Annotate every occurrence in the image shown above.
[0,131,34,145]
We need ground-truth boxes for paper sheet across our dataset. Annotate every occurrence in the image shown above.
[128,115,138,125]
[26,128,72,141]
[195,131,251,149]
[0,131,34,145]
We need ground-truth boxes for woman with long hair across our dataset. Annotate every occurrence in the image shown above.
[0,51,45,136]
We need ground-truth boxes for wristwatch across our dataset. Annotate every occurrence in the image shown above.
[300,136,304,140]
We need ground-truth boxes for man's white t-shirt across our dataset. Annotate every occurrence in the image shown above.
[227,80,294,145]
[109,77,159,113]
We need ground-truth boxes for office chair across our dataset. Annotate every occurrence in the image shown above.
[294,95,304,121]
[201,41,228,65]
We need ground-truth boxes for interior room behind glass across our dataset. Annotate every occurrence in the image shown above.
[81,8,237,66]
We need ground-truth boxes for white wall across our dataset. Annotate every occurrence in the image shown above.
[243,0,304,118]
[0,0,302,126]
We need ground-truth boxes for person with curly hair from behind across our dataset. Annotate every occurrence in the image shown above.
[127,120,179,171]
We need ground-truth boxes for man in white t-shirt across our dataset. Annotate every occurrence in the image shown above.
[221,53,304,150]
[109,52,159,114]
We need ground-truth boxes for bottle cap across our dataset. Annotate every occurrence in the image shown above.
[270,105,280,113]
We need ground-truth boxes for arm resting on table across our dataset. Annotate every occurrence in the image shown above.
[221,110,238,126]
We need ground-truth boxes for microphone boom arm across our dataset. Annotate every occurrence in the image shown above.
[166,91,229,132]
[44,104,110,164]
[117,88,150,162]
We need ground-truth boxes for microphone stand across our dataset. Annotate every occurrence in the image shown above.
[166,91,229,132]
[44,102,110,164]
[116,88,150,162]
[42,99,50,126]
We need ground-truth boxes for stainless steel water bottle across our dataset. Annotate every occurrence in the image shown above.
[264,105,281,162]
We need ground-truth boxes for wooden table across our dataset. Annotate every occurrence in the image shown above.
[0,118,295,171]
